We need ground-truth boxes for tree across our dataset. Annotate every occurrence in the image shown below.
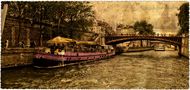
[63,2,95,39]
[97,20,115,35]
[3,1,95,46]
[42,2,95,39]
[4,1,31,45]
[116,23,125,29]
[27,2,55,46]
[177,3,189,35]
[134,20,155,35]
[133,20,155,47]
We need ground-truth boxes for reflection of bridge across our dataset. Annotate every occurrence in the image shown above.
[105,34,182,54]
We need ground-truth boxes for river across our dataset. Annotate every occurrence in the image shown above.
[1,50,189,89]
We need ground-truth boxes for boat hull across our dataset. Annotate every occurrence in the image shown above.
[33,52,115,68]
[154,47,165,51]
[33,58,64,68]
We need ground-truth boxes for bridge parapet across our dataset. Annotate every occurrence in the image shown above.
[106,33,182,37]
[105,34,182,46]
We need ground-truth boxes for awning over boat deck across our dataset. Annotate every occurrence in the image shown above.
[76,41,98,45]
[47,36,99,47]
[47,36,76,44]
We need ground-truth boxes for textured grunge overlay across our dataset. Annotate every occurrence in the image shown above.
[1,1,189,89]
[92,2,186,34]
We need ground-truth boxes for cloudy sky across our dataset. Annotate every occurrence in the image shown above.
[91,1,187,34]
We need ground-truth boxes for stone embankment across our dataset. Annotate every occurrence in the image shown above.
[181,35,189,58]
[1,48,43,68]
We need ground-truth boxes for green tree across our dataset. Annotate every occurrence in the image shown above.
[177,2,189,35]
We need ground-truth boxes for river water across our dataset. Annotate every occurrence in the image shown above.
[1,50,189,89]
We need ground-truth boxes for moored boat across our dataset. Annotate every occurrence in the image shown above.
[154,46,165,51]
[33,36,115,68]
[153,42,166,51]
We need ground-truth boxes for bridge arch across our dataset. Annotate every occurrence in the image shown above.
[105,35,183,55]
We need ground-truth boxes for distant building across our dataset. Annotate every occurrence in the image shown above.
[116,25,146,48]
[156,4,178,34]
[118,27,135,35]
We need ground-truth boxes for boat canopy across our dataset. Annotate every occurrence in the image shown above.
[47,36,76,44]
[47,36,99,47]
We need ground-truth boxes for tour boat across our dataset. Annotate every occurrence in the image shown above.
[33,36,115,68]
[154,46,165,51]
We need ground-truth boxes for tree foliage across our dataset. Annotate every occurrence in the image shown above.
[3,1,95,40]
[3,1,32,44]
[177,2,189,35]
[133,20,155,47]
[97,20,115,35]
[133,20,155,35]
[116,23,126,29]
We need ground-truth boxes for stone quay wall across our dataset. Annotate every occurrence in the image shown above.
[181,35,189,58]
[1,48,42,68]
[2,16,52,48]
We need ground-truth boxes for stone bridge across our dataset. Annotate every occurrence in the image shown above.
[105,34,182,46]
[105,34,183,55]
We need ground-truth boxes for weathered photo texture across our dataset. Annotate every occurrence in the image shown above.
[1,1,189,89]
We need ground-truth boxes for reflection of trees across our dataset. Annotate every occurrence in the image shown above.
[177,3,189,35]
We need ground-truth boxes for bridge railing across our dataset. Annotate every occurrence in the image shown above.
[108,33,181,37]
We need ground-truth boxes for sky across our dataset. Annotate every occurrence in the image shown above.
[91,1,187,34]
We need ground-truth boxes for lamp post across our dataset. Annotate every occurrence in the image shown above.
[1,4,8,34]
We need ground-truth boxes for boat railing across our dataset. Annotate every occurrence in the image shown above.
[77,52,107,56]
[64,52,107,56]
[38,51,111,57]
[64,52,78,56]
